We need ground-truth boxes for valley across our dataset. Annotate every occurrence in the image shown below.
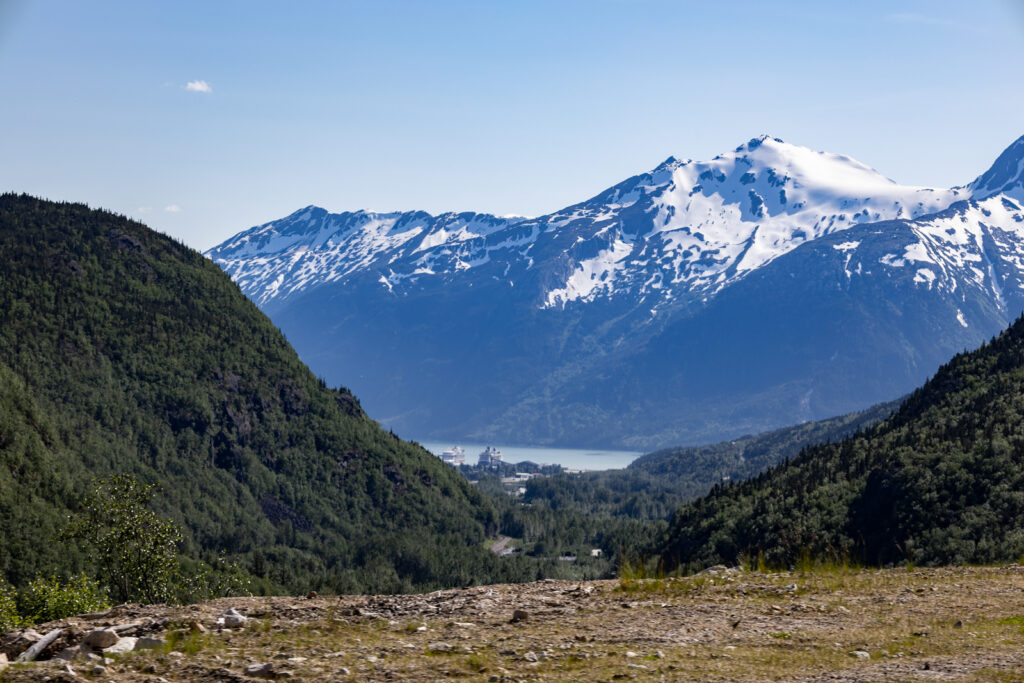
[6,4,1024,681]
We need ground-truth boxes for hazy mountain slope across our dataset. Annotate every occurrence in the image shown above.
[207,135,1024,449]
[658,313,1024,570]
[522,193,1024,448]
[0,194,524,594]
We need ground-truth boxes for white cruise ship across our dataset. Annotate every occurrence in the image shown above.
[440,446,465,466]
[477,446,503,467]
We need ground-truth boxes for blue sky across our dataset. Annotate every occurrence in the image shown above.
[2,0,1023,250]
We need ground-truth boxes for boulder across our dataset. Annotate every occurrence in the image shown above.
[245,662,277,678]
[103,636,138,655]
[222,608,247,628]
[83,629,119,649]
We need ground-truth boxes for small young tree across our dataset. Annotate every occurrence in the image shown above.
[65,475,182,604]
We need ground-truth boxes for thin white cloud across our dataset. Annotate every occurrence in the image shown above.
[137,207,152,214]
[164,205,181,213]
[185,80,212,93]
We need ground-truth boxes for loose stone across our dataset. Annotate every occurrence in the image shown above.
[83,629,119,649]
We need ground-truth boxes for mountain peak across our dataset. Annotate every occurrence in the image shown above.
[969,134,1024,202]
[654,155,689,171]
[736,134,785,152]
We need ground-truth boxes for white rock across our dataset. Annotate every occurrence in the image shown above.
[245,662,276,678]
[103,636,138,655]
[851,650,870,659]
[223,610,248,627]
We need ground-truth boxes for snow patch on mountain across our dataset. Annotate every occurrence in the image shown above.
[545,239,633,307]
[833,195,1024,311]
[209,135,1024,315]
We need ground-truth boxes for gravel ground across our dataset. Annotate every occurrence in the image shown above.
[3,565,1024,681]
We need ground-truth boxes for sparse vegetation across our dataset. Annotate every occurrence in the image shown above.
[3,566,1023,681]
[17,574,108,625]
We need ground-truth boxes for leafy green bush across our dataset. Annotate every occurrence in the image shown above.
[18,575,108,624]
[0,578,22,632]
[176,554,252,604]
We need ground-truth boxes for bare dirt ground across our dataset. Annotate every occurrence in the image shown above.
[3,565,1024,681]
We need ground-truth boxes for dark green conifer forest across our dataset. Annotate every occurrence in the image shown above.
[659,314,1024,571]
[0,195,545,595]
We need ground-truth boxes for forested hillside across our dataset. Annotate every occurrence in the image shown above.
[523,399,899,521]
[659,315,1024,571]
[0,195,540,595]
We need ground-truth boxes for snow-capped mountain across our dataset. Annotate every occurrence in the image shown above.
[209,136,967,313]
[208,134,1024,449]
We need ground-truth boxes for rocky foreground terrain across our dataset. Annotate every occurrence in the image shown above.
[3,566,1024,682]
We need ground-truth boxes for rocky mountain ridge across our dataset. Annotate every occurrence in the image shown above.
[206,134,1024,449]
[208,136,977,315]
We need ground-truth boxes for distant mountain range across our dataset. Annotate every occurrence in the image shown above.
[207,134,1024,450]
